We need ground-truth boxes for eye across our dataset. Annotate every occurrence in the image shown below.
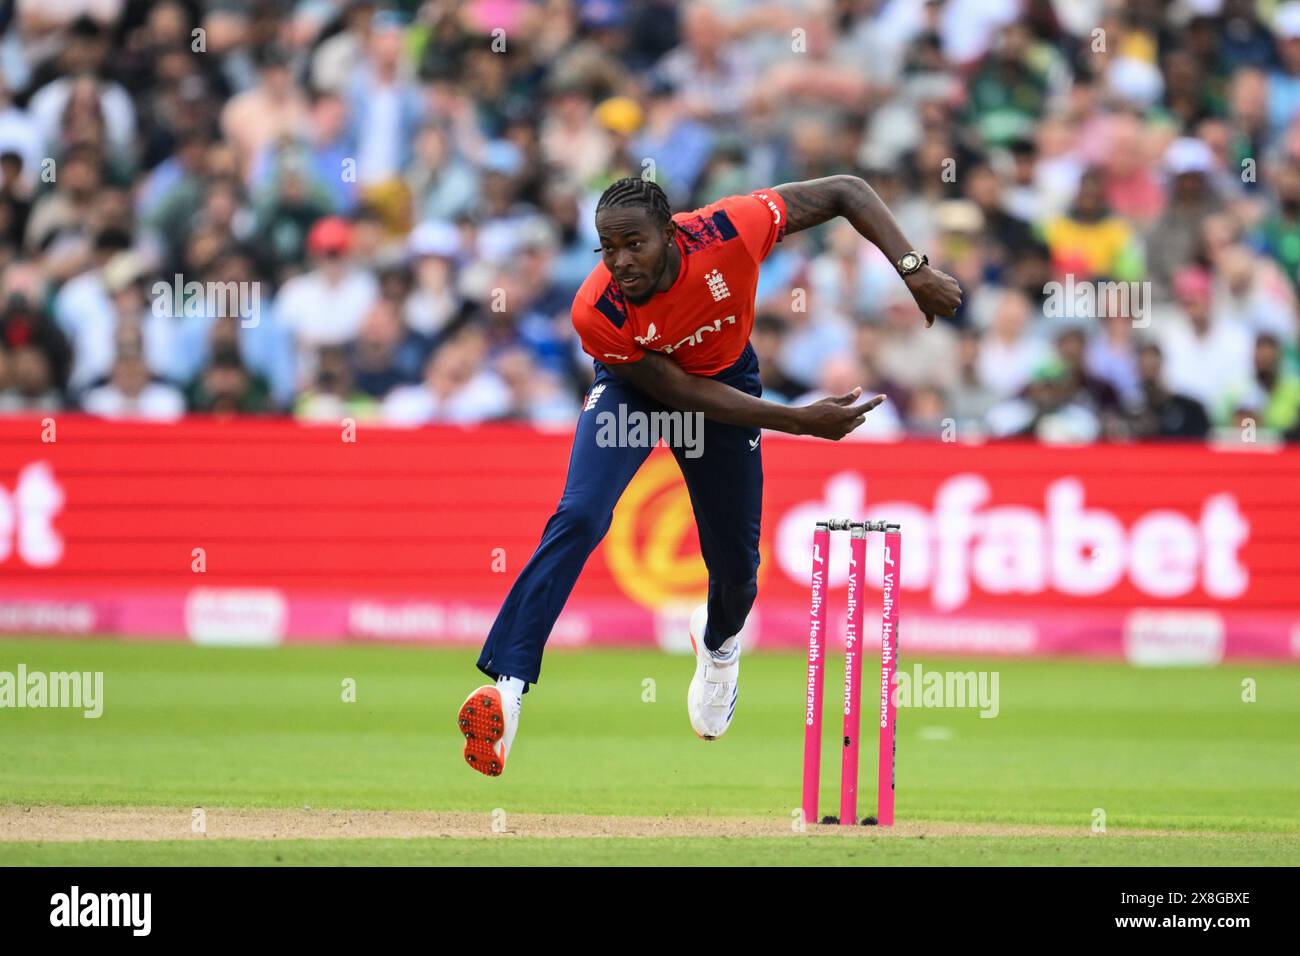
[629,241,641,250]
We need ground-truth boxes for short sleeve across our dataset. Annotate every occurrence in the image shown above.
[572,297,644,365]
[721,189,788,263]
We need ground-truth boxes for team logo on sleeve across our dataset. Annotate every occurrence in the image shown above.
[705,269,730,302]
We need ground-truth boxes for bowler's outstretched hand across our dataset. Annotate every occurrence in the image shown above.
[797,387,886,440]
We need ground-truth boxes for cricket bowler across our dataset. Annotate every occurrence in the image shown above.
[458,175,961,775]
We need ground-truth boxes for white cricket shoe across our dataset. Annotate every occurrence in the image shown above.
[457,685,519,777]
[687,604,740,740]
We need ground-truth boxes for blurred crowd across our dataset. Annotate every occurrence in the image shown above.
[1,0,1299,442]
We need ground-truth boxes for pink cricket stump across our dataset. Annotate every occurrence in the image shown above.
[839,525,867,825]
[801,523,830,826]
[877,528,902,826]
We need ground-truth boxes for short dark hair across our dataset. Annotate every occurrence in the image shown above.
[595,177,672,229]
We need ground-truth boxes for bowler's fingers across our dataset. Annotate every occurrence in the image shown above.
[847,394,886,415]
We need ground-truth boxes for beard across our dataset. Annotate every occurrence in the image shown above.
[622,246,670,305]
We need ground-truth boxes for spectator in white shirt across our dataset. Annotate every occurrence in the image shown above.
[28,19,135,161]
[383,325,509,425]
[273,216,378,390]
[1159,265,1254,421]
[1211,242,1298,342]
[58,248,177,394]
[978,288,1049,398]
[81,340,184,420]
[404,220,464,338]
[877,285,959,392]
[792,355,903,441]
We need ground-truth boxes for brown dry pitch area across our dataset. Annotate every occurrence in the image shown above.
[0,806,1218,843]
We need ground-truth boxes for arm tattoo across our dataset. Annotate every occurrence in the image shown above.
[772,174,912,262]
[772,176,856,235]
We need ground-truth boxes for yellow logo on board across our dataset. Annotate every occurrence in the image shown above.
[605,453,765,608]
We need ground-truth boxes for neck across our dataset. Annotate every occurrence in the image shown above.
[654,238,683,295]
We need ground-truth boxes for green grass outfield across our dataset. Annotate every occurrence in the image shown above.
[2,834,1294,866]
[1,637,1297,865]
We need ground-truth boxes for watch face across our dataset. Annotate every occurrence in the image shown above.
[900,254,919,272]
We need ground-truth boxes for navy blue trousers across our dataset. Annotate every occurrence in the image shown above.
[477,344,764,686]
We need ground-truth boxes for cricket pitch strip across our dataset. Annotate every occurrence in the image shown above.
[0,806,1244,842]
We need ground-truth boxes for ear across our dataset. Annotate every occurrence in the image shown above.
[662,220,676,242]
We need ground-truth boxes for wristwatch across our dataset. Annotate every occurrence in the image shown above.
[896,251,928,277]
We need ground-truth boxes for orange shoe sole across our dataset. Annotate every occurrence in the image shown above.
[458,687,506,777]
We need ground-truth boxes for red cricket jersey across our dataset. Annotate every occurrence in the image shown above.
[572,189,788,376]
